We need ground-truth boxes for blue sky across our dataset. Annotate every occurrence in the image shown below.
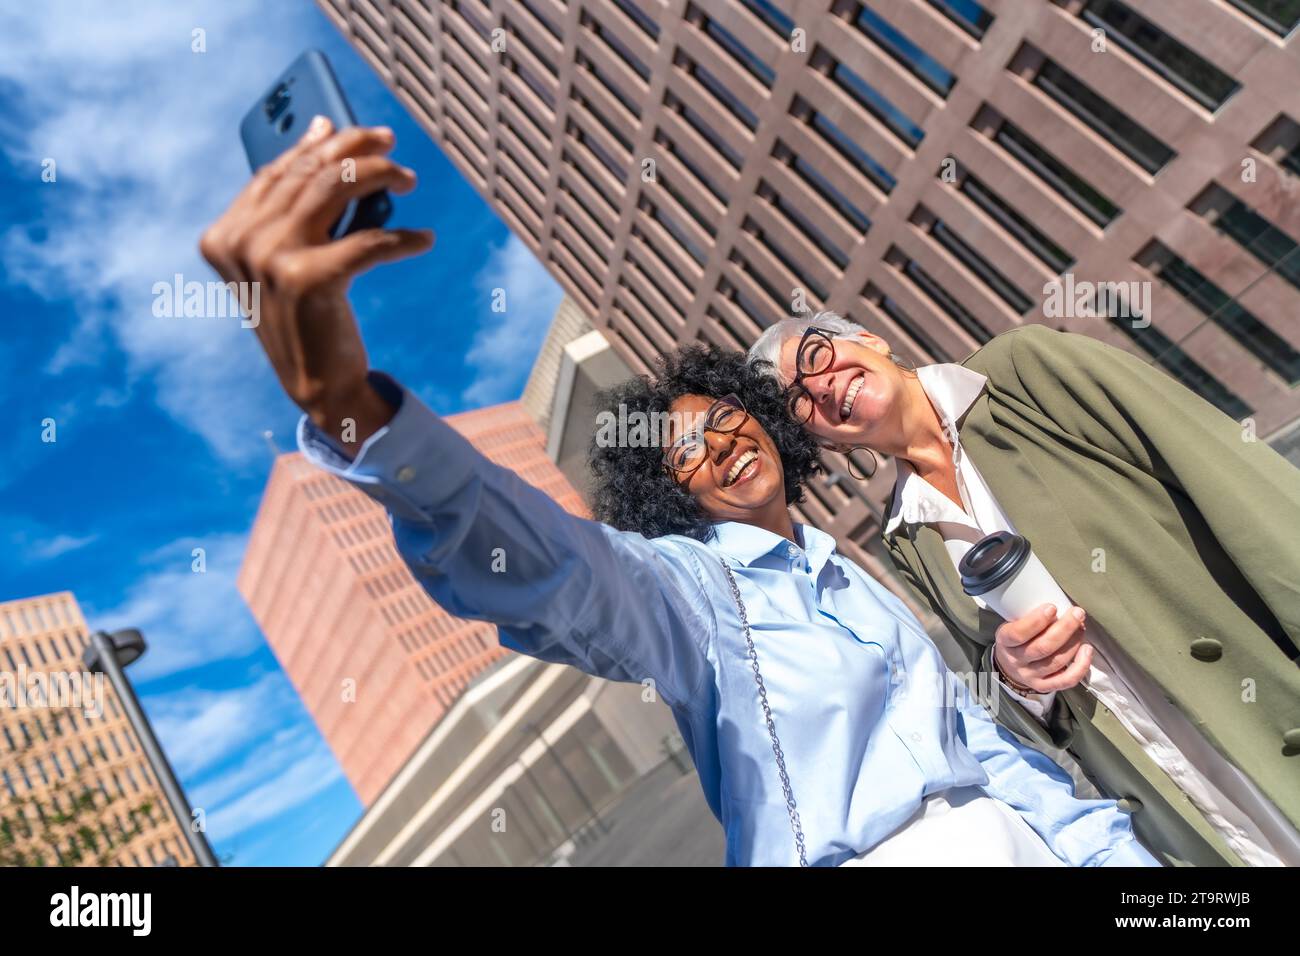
[0,1,562,865]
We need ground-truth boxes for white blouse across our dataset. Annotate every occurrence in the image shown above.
[883,362,1300,867]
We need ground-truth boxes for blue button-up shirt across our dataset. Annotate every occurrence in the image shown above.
[297,372,1156,867]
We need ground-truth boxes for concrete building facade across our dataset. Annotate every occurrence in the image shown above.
[314,0,1300,562]
[0,592,195,867]
[239,402,588,805]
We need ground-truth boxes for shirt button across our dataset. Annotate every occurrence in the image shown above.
[910,732,922,743]
[396,465,417,483]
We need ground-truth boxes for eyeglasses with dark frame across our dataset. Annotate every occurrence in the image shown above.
[784,326,839,425]
[663,393,750,481]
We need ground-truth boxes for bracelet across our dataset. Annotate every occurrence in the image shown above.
[992,649,1040,697]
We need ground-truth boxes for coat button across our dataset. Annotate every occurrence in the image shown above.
[1283,729,1300,755]
[1189,638,1222,662]
[396,465,417,483]
[1117,798,1143,814]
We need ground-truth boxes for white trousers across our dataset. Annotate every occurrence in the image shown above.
[839,785,1065,866]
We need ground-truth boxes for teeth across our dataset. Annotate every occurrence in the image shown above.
[840,375,865,420]
[725,450,759,486]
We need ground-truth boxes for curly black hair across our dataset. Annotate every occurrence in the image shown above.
[587,344,822,541]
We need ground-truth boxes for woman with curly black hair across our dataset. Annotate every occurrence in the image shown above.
[587,344,823,542]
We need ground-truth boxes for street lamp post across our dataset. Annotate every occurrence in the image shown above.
[83,628,218,867]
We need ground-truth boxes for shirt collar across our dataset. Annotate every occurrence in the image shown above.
[883,363,988,537]
[709,520,837,571]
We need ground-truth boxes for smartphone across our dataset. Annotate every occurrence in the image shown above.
[240,49,392,239]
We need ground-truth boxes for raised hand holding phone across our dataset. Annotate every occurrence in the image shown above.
[202,115,433,448]
[241,49,394,238]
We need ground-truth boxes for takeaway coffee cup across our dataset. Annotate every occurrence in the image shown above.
[957,531,1072,623]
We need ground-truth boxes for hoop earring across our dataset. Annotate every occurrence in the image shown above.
[889,351,917,374]
[823,443,879,480]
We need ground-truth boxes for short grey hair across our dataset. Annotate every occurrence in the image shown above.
[748,310,870,385]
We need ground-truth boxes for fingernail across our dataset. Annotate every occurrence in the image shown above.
[308,115,331,138]
[1042,604,1057,618]
[376,126,394,139]
[1072,607,1086,624]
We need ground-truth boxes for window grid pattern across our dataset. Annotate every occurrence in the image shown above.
[316,0,1300,579]
[0,594,194,867]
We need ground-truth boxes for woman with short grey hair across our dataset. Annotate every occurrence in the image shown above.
[750,311,1300,867]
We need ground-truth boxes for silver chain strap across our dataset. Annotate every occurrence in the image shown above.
[717,558,809,867]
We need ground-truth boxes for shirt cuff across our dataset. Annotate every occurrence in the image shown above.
[1099,837,1162,867]
[984,644,1057,722]
[296,370,479,525]
[996,680,1057,722]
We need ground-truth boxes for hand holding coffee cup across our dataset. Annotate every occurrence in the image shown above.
[958,531,1093,695]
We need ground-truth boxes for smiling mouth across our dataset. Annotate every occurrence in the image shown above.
[722,449,760,487]
[839,374,865,422]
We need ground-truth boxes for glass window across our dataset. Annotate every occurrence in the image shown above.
[650,201,709,266]
[658,172,717,239]
[743,217,829,300]
[927,0,994,38]
[695,61,759,130]
[506,55,555,111]
[901,255,994,343]
[669,92,745,169]
[587,13,651,81]
[867,286,955,361]
[856,5,956,96]
[994,120,1122,226]
[808,109,897,192]
[1224,0,1300,36]
[779,144,872,233]
[1211,198,1300,292]
[1081,0,1239,111]
[573,126,623,181]
[1104,309,1253,419]
[830,59,925,148]
[703,15,776,87]
[741,0,795,36]
[656,131,729,204]
[1034,61,1176,173]
[1154,252,1300,384]
[959,173,1073,272]
[930,219,1034,314]
[612,0,659,39]
[504,17,557,78]
[575,51,641,120]
[765,182,850,268]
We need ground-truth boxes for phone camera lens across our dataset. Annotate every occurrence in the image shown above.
[278,112,295,134]
[263,82,291,122]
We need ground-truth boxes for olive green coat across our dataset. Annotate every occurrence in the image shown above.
[882,324,1300,867]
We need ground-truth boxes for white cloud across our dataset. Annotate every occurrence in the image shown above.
[144,671,298,779]
[0,2,324,463]
[190,723,344,845]
[145,672,346,847]
[460,233,564,406]
[86,532,263,681]
[29,532,99,561]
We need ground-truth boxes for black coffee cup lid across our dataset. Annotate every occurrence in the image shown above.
[958,531,1030,596]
